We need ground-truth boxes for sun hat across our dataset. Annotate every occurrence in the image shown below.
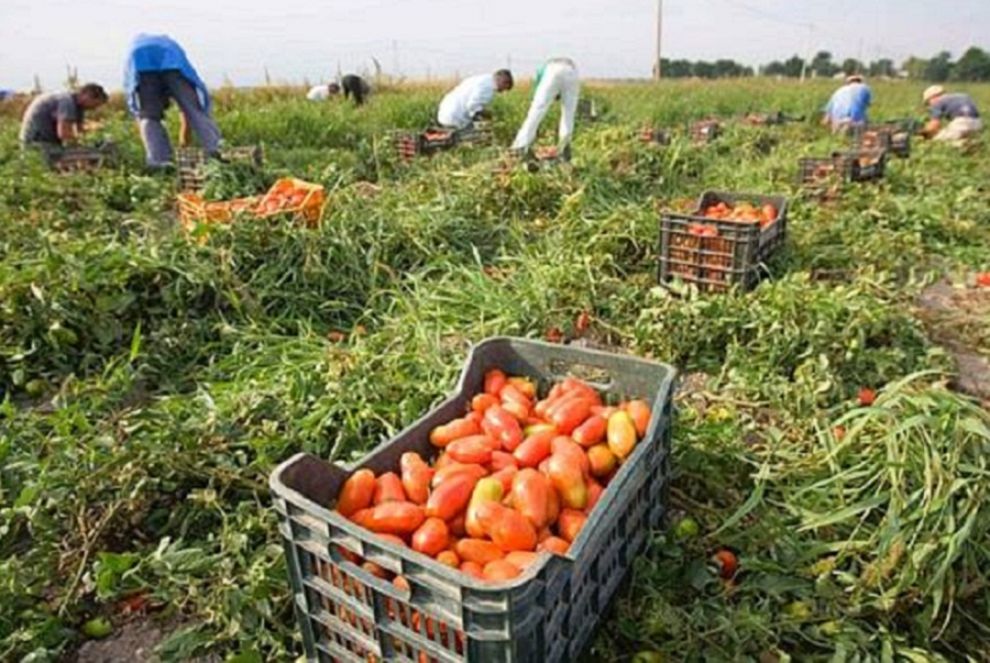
[845,74,864,83]
[923,85,944,103]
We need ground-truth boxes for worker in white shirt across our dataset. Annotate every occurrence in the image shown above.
[437,69,513,129]
[511,58,580,158]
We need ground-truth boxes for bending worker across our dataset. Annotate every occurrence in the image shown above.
[437,69,514,129]
[123,34,222,169]
[19,83,108,151]
[307,74,371,105]
[922,85,982,145]
[821,74,871,133]
[511,57,581,158]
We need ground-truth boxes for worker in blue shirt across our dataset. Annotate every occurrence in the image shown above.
[123,34,222,169]
[822,75,872,134]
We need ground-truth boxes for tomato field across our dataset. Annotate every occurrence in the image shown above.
[2,79,990,661]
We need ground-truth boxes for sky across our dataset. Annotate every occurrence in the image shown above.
[1,0,988,91]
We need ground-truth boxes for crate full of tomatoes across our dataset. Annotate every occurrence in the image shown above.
[177,177,325,233]
[270,337,676,663]
[658,191,789,293]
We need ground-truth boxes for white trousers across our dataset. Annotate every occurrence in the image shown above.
[511,61,580,151]
[934,116,983,144]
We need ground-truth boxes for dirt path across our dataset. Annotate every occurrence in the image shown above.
[916,279,990,403]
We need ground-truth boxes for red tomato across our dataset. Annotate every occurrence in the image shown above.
[572,415,607,447]
[337,469,376,517]
[426,474,477,521]
[557,509,587,543]
[400,452,434,505]
[484,369,507,396]
[513,430,554,468]
[471,393,499,415]
[373,472,407,505]
[510,469,552,529]
[712,549,739,579]
[858,387,876,406]
[482,405,524,451]
[430,416,481,448]
[365,502,425,535]
[482,559,521,582]
[447,435,496,465]
[412,517,449,557]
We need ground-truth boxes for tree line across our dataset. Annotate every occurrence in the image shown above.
[659,47,990,81]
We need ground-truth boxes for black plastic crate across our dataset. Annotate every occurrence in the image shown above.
[45,143,118,173]
[455,121,494,147]
[797,150,886,185]
[658,191,789,293]
[639,126,671,145]
[834,150,887,181]
[690,120,721,143]
[270,337,676,663]
[177,145,264,192]
[577,98,601,121]
[391,128,459,162]
[854,126,910,158]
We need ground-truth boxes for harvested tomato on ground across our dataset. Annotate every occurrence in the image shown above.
[330,368,653,584]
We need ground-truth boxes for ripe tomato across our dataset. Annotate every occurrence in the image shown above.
[546,453,588,510]
[436,550,460,568]
[499,383,531,409]
[976,272,990,287]
[411,517,449,557]
[712,549,738,579]
[459,560,485,579]
[431,463,487,488]
[373,472,407,505]
[455,538,504,566]
[365,502,425,535]
[484,369,507,396]
[337,469,375,517]
[471,393,499,415]
[572,414,607,447]
[551,436,591,475]
[584,479,604,514]
[538,536,570,555]
[513,430,554,468]
[510,469,552,529]
[400,452,433,505]
[446,435,495,465]
[624,400,651,438]
[429,416,481,448]
[549,397,594,434]
[482,405,524,451]
[430,470,479,517]
[485,503,538,552]
[587,444,617,478]
[506,377,537,399]
[482,559,521,582]
[490,466,518,494]
[465,477,504,538]
[858,387,876,406]
[362,561,388,579]
[607,411,638,459]
[505,551,539,569]
[490,450,518,472]
[557,509,587,543]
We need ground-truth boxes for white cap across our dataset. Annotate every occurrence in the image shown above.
[923,85,944,103]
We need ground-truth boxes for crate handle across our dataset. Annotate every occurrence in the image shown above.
[547,360,614,389]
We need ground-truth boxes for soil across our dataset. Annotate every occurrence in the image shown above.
[71,617,219,663]
[916,279,990,402]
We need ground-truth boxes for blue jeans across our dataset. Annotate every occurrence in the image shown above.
[136,70,221,167]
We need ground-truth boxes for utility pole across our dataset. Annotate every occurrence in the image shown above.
[653,0,663,79]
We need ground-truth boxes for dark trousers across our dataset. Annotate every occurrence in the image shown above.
[136,70,221,165]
